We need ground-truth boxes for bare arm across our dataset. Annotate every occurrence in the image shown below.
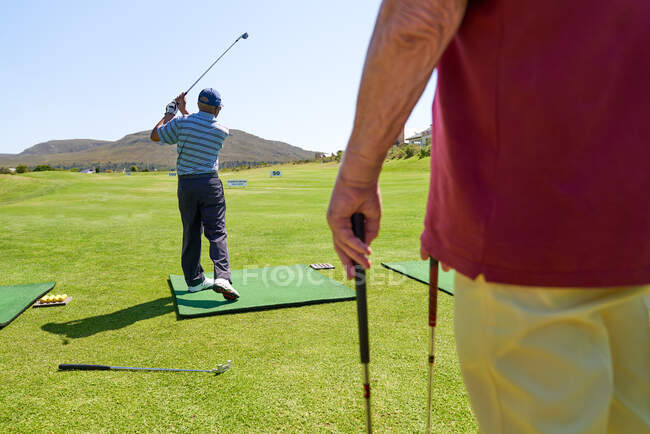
[327,0,467,277]
[344,0,467,184]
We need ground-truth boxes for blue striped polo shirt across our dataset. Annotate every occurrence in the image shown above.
[157,111,229,175]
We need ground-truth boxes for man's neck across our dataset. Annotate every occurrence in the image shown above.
[199,109,216,117]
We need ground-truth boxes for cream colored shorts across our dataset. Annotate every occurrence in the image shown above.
[454,273,650,434]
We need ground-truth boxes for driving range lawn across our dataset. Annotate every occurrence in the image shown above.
[0,160,476,432]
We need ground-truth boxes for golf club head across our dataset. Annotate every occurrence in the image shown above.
[241,32,249,39]
[213,360,231,375]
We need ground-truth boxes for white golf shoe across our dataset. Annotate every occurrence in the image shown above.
[214,278,240,300]
[187,277,215,293]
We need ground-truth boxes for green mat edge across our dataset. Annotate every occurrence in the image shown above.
[380,262,454,296]
[167,271,356,319]
[0,281,56,328]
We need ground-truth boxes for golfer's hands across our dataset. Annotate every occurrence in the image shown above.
[165,101,178,116]
[175,92,187,115]
[328,176,381,279]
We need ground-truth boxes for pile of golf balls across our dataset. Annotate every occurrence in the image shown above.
[40,294,68,303]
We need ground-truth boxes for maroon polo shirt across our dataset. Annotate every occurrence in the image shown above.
[420,0,650,286]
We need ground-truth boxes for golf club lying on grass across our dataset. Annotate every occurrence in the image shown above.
[58,360,231,375]
[185,32,249,95]
[427,258,439,433]
[351,213,372,433]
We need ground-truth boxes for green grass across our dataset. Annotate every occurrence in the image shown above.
[0,160,476,432]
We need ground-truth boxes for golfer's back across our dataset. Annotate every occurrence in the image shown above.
[157,111,229,175]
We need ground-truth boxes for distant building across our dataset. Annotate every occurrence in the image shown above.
[405,126,432,147]
[8,168,16,173]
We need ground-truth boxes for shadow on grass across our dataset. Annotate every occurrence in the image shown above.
[41,297,174,338]
[167,279,237,319]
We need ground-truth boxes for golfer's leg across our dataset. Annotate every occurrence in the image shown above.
[200,177,231,282]
[601,288,650,433]
[178,180,204,286]
[454,273,613,434]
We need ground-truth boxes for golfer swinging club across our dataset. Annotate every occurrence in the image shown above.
[150,89,239,300]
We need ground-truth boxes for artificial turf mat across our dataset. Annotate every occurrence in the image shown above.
[169,264,355,318]
[0,281,56,328]
[381,261,455,296]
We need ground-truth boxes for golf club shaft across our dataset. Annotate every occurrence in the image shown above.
[351,212,372,434]
[363,363,371,431]
[110,366,216,373]
[427,257,439,433]
[59,364,222,373]
[185,33,246,95]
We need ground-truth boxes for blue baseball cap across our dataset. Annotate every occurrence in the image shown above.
[198,88,222,107]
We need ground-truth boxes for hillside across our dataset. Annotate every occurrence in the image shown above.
[0,129,319,170]
[19,139,111,156]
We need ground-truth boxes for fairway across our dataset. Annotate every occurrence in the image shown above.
[0,160,475,432]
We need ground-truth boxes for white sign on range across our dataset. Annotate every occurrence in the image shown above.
[227,180,248,187]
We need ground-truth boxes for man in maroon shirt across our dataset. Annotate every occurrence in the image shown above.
[328,0,650,432]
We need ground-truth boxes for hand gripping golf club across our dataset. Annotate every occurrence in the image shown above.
[426,258,439,433]
[58,360,231,375]
[185,32,249,95]
[351,213,372,433]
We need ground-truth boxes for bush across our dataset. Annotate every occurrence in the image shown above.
[386,143,428,160]
[33,164,54,172]
[130,165,138,172]
[16,165,27,173]
[0,167,14,175]
[418,145,431,159]
[105,169,113,173]
[386,145,402,160]
[69,168,79,172]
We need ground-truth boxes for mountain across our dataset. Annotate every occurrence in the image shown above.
[19,139,111,156]
[0,129,320,170]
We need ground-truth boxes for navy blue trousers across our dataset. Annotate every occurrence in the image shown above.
[177,175,231,286]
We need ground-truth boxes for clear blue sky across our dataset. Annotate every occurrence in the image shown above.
[0,0,437,155]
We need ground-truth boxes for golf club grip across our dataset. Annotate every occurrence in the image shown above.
[351,213,370,364]
[429,258,439,327]
[59,364,110,371]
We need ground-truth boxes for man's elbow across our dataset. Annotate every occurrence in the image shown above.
[150,130,160,142]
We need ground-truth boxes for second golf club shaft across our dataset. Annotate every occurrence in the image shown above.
[426,257,439,433]
[351,213,372,433]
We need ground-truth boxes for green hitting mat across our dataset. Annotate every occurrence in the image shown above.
[0,281,56,328]
[381,261,455,296]
[169,264,356,318]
